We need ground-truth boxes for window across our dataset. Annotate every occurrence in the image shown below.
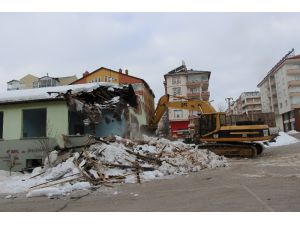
[174,110,183,118]
[23,108,46,138]
[190,87,199,93]
[26,159,42,170]
[0,112,3,139]
[220,114,226,126]
[69,111,85,135]
[104,76,114,82]
[172,76,181,84]
[173,87,181,96]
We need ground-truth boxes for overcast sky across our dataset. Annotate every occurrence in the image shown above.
[1,13,300,108]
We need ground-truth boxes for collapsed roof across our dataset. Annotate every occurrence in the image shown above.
[55,83,138,125]
[0,83,137,106]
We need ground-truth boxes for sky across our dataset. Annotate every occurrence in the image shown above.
[1,13,300,109]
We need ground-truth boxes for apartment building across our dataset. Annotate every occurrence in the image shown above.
[257,48,300,131]
[164,64,211,138]
[7,74,77,90]
[228,91,262,115]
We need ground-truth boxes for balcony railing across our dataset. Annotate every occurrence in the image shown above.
[187,92,200,97]
[291,104,300,109]
[186,80,209,89]
[289,92,300,97]
[288,80,300,87]
[287,69,300,75]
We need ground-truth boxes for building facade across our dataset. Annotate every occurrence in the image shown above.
[7,74,77,91]
[164,64,211,138]
[71,67,155,126]
[257,49,300,131]
[228,91,262,115]
[0,83,141,171]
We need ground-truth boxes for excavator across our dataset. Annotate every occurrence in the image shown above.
[146,94,272,158]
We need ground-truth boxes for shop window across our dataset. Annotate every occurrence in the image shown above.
[23,108,46,138]
[0,112,3,139]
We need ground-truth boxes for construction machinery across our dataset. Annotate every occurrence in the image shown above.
[147,94,272,158]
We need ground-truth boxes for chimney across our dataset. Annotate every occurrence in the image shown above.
[119,68,122,73]
[125,69,128,75]
[82,71,89,77]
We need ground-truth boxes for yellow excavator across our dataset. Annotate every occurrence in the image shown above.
[147,94,272,158]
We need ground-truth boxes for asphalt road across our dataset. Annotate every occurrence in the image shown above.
[1,142,300,212]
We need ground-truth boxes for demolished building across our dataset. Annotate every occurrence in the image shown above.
[0,83,145,171]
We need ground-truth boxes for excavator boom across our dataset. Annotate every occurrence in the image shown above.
[149,94,216,129]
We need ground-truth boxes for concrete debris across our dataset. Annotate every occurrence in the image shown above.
[56,84,138,125]
[0,135,228,198]
[23,135,228,198]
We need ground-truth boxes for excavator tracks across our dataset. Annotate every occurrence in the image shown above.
[197,142,264,158]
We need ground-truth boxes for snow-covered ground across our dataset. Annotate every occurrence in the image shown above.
[263,131,299,148]
[0,136,228,198]
[287,130,299,134]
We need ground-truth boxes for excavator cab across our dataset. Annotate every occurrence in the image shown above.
[198,113,218,136]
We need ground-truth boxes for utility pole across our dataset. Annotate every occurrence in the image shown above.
[225,97,233,114]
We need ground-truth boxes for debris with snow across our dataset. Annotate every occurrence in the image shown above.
[287,130,299,134]
[0,135,228,198]
[5,194,16,199]
[263,132,299,148]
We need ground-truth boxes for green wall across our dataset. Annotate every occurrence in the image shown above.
[0,100,69,146]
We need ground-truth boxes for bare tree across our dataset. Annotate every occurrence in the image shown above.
[217,103,227,112]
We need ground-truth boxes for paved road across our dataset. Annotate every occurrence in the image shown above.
[1,142,300,212]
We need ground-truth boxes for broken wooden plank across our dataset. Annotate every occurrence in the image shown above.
[29,173,82,190]
[101,162,154,171]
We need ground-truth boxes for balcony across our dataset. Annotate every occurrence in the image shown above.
[186,80,209,90]
[288,80,300,87]
[289,92,300,97]
[201,91,210,101]
[291,104,300,109]
[187,92,200,98]
[287,69,300,75]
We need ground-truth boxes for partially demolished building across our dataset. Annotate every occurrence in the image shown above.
[0,83,143,171]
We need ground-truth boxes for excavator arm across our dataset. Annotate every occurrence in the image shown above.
[148,94,216,130]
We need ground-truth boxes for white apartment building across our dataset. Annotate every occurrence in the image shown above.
[257,49,300,131]
[228,91,262,115]
[163,64,210,138]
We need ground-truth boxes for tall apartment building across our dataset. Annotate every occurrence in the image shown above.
[164,64,211,138]
[257,48,300,131]
[228,91,262,115]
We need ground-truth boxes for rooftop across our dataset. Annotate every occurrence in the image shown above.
[0,82,124,105]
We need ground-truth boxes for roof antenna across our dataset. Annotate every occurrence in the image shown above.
[182,60,186,66]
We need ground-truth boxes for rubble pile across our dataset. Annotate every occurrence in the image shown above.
[23,136,228,198]
[0,136,228,198]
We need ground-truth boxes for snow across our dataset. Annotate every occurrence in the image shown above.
[0,156,80,196]
[0,136,228,198]
[0,82,123,104]
[263,132,299,148]
[287,130,299,134]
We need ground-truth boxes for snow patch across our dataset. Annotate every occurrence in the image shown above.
[264,132,299,148]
